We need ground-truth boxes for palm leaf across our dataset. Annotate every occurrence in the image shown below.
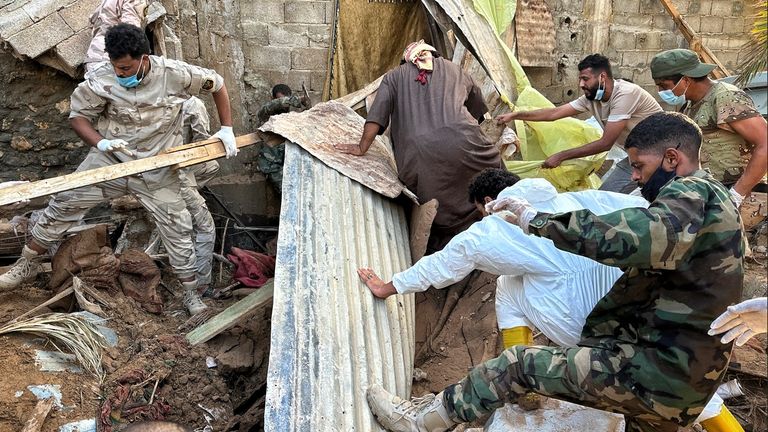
[735,0,767,87]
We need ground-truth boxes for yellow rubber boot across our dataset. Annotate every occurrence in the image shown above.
[700,407,745,432]
[501,326,533,349]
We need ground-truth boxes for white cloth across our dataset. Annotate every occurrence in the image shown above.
[392,178,649,347]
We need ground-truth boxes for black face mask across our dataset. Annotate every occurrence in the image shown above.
[640,163,677,202]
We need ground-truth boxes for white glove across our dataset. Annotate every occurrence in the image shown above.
[728,187,745,208]
[0,181,30,210]
[213,126,238,158]
[96,138,129,152]
[708,297,767,346]
[485,196,537,233]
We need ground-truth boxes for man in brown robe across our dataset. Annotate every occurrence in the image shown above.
[337,40,501,251]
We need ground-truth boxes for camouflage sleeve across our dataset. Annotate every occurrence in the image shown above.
[257,97,293,125]
[529,178,710,269]
[68,80,107,121]
[715,88,760,125]
[181,97,211,143]
[170,59,224,96]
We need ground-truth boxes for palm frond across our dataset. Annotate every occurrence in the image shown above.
[736,1,768,87]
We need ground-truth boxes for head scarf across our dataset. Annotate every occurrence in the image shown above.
[403,40,437,85]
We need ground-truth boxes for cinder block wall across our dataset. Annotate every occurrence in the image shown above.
[530,0,755,105]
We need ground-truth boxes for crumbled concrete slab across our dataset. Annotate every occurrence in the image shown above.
[7,12,73,58]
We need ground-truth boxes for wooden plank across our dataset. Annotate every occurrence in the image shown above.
[21,398,54,432]
[186,281,274,345]
[657,0,730,79]
[334,75,384,110]
[0,133,261,206]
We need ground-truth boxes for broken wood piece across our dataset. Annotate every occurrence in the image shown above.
[0,133,260,206]
[73,277,105,315]
[186,280,274,345]
[13,286,75,322]
[21,398,54,432]
[334,74,384,110]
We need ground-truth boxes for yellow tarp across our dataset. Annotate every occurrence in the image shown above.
[471,0,605,191]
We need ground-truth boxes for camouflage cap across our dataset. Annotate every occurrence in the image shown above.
[650,49,716,79]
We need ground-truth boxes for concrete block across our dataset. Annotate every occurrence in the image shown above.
[7,12,73,58]
[717,50,740,71]
[700,16,724,33]
[59,0,100,32]
[639,0,664,14]
[22,0,59,22]
[307,24,331,48]
[246,46,291,72]
[684,15,701,33]
[668,0,688,14]
[660,31,684,49]
[290,47,328,70]
[700,36,729,50]
[622,50,649,67]
[612,1,639,14]
[309,70,325,92]
[731,0,744,14]
[609,29,636,50]
[636,31,663,50]
[652,14,675,30]
[612,14,652,28]
[53,27,90,69]
[695,0,713,14]
[285,1,326,24]
[248,69,311,92]
[241,1,284,23]
[242,22,269,45]
[0,6,33,39]
[268,23,309,47]
[325,0,336,23]
[710,0,734,16]
[527,68,553,88]
[688,0,701,14]
[723,17,747,33]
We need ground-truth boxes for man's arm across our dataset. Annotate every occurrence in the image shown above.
[542,120,626,168]
[335,121,380,156]
[496,104,580,123]
[729,116,768,197]
[528,179,711,269]
[212,84,233,127]
[70,116,104,147]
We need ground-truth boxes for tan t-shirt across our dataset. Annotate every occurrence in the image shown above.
[569,79,663,148]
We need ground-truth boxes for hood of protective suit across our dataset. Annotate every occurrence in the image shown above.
[497,178,558,203]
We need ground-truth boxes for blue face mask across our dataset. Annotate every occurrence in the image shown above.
[594,76,606,101]
[658,78,688,105]
[116,56,146,89]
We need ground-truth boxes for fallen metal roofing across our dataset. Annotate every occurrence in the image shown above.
[259,101,406,199]
[264,143,415,431]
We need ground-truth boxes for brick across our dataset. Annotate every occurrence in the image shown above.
[325,1,336,23]
[700,36,729,50]
[660,31,684,49]
[609,29,636,50]
[285,1,326,24]
[652,14,675,30]
[257,69,311,91]
[290,47,328,70]
[53,27,90,68]
[613,1,640,14]
[622,50,649,67]
[612,14,653,28]
[731,0,744,14]
[242,22,269,46]
[309,70,326,92]
[717,50,740,70]
[268,23,309,47]
[307,24,331,48]
[0,6,32,39]
[688,0,701,14]
[246,46,291,71]
[59,0,100,32]
[639,0,664,14]
[7,13,73,58]
[616,66,636,82]
[710,0,734,16]
[636,31,663,50]
[22,0,60,22]
[684,15,701,32]
[700,16,724,33]
[695,0,713,14]
[723,17,747,33]
[241,1,284,23]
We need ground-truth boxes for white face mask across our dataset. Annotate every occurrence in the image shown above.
[594,75,606,101]
[658,77,689,105]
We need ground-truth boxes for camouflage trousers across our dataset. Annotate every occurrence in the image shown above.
[256,142,285,193]
[32,150,197,279]
[443,345,684,432]
[181,161,219,286]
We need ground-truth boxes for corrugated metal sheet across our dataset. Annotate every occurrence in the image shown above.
[260,101,405,199]
[515,0,556,67]
[265,143,415,431]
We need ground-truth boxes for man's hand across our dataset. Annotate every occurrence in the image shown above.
[334,144,365,156]
[485,196,537,233]
[96,138,129,152]
[729,187,745,208]
[495,112,519,124]
[709,297,767,346]
[542,153,566,169]
[357,267,397,299]
[213,126,238,158]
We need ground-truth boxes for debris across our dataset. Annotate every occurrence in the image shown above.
[13,286,75,322]
[186,281,274,345]
[117,249,163,314]
[481,292,492,302]
[73,277,105,315]
[227,247,275,287]
[484,399,625,431]
[58,419,97,432]
[206,357,217,368]
[204,186,267,252]
[27,385,63,409]
[412,368,428,382]
[15,391,24,398]
[717,379,745,400]
[35,350,83,373]
[21,397,55,432]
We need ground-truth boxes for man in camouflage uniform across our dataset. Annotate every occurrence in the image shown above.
[651,49,767,208]
[366,112,745,432]
[0,24,238,316]
[256,84,310,192]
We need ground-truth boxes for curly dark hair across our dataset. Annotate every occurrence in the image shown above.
[105,23,150,60]
[577,54,613,78]
[625,112,701,159]
[272,84,292,98]
[468,168,521,204]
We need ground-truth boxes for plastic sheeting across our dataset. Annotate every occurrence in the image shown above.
[392,178,648,347]
[264,143,415,431]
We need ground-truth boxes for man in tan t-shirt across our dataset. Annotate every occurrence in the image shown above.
[498,54,662,193]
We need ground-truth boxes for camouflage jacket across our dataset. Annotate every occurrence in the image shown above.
[256,95,304,126]
[529,170,745,423]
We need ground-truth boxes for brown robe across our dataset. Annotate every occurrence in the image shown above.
[367,57,501,251]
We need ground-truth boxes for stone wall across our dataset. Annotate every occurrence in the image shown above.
[529,0,756,105]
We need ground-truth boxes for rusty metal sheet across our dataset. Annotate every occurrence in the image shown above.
[259,101,405,198]
[515,0,556,67]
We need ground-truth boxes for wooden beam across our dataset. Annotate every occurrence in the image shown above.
[186,280,274,345]
[0,133,261,207]
[333,75,384,110]
[21,398,54,432]
[657,0,730,79]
